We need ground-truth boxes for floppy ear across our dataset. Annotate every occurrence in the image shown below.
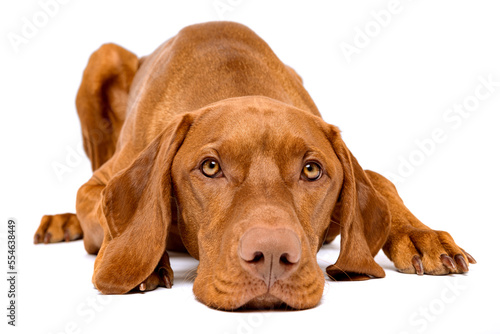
[93,114,194,294]
[325,126,391,281]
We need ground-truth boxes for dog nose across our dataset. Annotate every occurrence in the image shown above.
[238,228,301,288]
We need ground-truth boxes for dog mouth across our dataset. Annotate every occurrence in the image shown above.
[193,262,325,311]
[239,293,289,310]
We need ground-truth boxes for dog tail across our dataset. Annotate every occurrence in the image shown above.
[76,43,139,171]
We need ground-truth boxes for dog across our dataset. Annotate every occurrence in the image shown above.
[34,21,475,310]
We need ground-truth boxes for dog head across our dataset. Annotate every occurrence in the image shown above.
[95,96,389,310]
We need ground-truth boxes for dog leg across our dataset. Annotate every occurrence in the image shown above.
[34,213,82,244]
[134,251,174,292]
[35,43,138,252]
[366,170,476,275]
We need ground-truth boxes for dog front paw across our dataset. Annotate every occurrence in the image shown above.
[383,226,476,275]
[34,213,83,244]
[134,252,174,292]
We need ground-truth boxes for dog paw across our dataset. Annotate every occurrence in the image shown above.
[34,213,83,244]
[134,252,174,292]
[383,226,476,275]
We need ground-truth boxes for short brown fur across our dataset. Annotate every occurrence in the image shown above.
[34,22,475,310]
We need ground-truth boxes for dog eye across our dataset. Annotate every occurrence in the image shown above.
[302,162,322,181]
[201,159,221,177]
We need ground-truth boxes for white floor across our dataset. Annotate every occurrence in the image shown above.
[2,1,500,333]
[8,233,495,334]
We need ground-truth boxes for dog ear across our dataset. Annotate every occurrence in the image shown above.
[325,126,391,281]
[93,113,194,294]
[76,43,139,171]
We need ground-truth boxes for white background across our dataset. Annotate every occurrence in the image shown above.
[1,0,499,333]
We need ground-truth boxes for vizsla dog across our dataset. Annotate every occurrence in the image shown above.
[34,21,475,310]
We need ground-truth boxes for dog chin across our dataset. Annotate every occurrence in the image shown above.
[239,293,289,310]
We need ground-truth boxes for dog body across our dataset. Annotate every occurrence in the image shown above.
[35,22,474,310]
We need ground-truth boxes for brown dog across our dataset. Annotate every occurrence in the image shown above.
[34,21,475,310]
